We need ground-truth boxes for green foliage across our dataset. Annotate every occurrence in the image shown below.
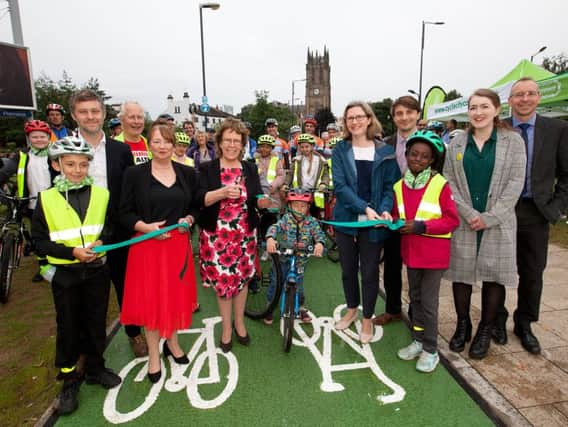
[542,53,568,74]
[445,89,462,101]
[314,108,336,135]
[239,90,296,139]
[370,98,394,137]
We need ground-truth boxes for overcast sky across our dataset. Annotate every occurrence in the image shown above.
[1,0,565,119]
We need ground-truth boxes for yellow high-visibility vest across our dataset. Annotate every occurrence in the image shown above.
[41,185,109,264]
[393,173,451,238]
[172,156,195,167]
[17,152,27,197]
[256,156,279,184]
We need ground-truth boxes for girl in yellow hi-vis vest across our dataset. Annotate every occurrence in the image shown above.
[392,130,459,373]
[32,137,121,415]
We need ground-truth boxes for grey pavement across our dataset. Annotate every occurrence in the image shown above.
[389,243,568,427]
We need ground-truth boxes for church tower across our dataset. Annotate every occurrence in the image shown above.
[305,47,331,117]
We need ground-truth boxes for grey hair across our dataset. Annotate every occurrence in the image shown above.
[118,101,145,119]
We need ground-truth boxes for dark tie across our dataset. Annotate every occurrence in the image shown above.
[518,123,530,196]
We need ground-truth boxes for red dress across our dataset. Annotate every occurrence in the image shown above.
[121,228,197,338]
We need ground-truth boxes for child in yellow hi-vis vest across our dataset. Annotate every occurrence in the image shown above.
[392,130,459,373]
[31,137,121,415]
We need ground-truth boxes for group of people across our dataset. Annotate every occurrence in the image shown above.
[3,75,567,415]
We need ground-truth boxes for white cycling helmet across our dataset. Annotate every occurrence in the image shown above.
[48,136,94,160]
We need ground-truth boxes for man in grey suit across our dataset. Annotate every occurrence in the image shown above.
[493,77,568,354]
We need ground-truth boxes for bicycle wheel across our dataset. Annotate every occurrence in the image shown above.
[245,251,282,319]
[282,285,295,353]
[0,234,15,304]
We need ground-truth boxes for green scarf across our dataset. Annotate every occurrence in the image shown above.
[30,147,49,157]
[53,174,94,192]
[404,167,432,189]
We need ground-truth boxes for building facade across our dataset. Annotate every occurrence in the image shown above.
[305,47,331,117]
[163,92,234,130]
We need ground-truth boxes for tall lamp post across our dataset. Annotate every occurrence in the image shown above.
[530,46,547,63]
[291,78,307,119]
[199,2,220,131]
[418,20,444,110]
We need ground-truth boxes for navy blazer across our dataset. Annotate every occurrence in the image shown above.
[197,158,262,232]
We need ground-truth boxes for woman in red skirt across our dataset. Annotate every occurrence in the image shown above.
[119,119,199,383]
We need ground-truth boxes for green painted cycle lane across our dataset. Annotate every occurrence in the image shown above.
[57,257,492,426]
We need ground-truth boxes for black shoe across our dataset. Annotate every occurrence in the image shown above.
[469,323,492,359]
[32,271,44,282]
[514,324,541,354]
[57,379,81,415]
[449,318,472,352]
[85,368,122,389]
[492,325,508,345]
[233,323,251,346]
[163,341,189,364]
[219,339,232,353]
[147,370,162,384]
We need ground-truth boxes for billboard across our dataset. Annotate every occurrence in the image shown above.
[0,41,36,111]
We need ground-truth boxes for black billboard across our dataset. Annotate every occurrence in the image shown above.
[0,41,36,110]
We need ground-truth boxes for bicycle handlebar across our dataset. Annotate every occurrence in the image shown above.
[0,190,37,203]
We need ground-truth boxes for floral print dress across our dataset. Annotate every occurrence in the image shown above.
[199,167,257,298]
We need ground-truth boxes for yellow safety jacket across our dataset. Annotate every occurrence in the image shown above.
[172,156,195,167]
[114,132,152,162]
[393,173,451,238]
[41,185,109,265]
[256,156,279,184]
[17,152,27,197]
[327,158,333,190]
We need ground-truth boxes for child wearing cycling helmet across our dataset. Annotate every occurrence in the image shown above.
[264,190,326,324]
[172,132,195,167]
[392,130,459,373]
[31,136,121,415]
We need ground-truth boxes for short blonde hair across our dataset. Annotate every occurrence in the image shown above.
[215,118,247,160]
[342,101,383,140]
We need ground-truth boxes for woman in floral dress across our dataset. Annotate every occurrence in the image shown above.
[198,118,270,352]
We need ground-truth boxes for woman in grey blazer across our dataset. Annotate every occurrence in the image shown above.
[443,89,526,359]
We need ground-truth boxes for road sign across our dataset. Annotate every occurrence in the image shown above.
[200,104,210,113]
[201,96,208,104]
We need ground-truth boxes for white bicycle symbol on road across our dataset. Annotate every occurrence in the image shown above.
[103,305,405,424]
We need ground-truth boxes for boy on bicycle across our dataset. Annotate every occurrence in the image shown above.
[264,190,326,324]
[32,136,121,415]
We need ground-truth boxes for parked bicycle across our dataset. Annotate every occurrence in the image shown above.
[0,190,35,303]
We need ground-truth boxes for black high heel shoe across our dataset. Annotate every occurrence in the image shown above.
[147,370,161,384]
[163,341,189,364]
[219,339,232,353]
[233,322,251,346]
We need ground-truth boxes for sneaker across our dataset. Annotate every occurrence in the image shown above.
[57,379,81,415]
[85,368,122,389]
[128,334,149,357]
[263,311,274,325]
[416,351,440,373]
[397,340,423,361]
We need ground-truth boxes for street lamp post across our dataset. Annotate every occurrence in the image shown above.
[199,2,220,131]
[418,20,444,110]
[291,78,306,119]
[530,46,547,63]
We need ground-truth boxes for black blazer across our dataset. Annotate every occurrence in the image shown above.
[197,158,262,232]
[506,115,568,223]
[119,161,199,234]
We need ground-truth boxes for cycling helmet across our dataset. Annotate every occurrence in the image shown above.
[303,116,317,126]
[265,118,278,127]
[297,133,315,145]
[257,134,276,146]
[175,132,191,145]
[287,190,313,203]
[158,113,175,121]
[289,125,301,134]
[406,130,445,155]
[108,118,121,129]
[426,120,444,131]
[46,103,65,115]
[328,137,342,148]
[48,136,94,160]
[243,121,253,130]
[326,123,339,131]
[24,120,50,135]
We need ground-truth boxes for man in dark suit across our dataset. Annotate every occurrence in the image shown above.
[493,77,568,354]
[68,90,145,357]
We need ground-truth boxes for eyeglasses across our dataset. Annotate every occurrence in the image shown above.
[222,138,242,146]
[510,91,539,99]
[345,114,368,122]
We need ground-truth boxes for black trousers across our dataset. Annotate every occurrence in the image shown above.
[515,222,549,324]
[51,265,110,374]
[107,246,141,338]
[336,230,382,319]
[383,232,403,315]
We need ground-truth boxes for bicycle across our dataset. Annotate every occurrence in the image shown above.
[0,190,35,303]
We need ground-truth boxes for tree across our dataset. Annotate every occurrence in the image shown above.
[314,108,336,136]
[445,89,462,101]
[370,98,394,137]
[239,90,296,139]
[542,53,568,75]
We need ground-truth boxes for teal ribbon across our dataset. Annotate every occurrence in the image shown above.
[321,218,405,230]
[92,223,189,253]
